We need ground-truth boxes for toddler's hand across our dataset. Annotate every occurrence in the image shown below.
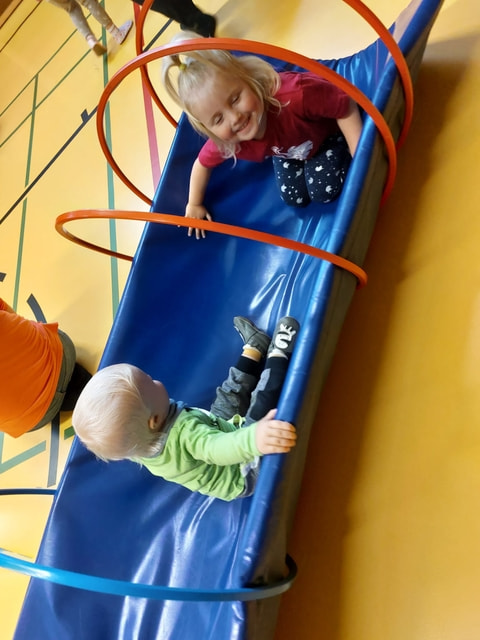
[255,409,297,455]
[185,203,212,239]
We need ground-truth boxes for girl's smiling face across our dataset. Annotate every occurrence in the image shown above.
[190,70,266,144]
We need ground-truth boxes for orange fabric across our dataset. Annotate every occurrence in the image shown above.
[0,298,63,437]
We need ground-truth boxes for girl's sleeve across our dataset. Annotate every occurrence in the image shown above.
[181,416,261,466]
[302,74,352,120]
[197,139,225,168]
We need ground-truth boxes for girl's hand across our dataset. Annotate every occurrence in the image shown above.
[185,203,212,239]
[255,409,297,454]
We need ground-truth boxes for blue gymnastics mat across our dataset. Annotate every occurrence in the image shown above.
[12,1,443,638]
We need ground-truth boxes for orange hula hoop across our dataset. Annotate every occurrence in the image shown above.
[55,210,368,288]
[134,0,177,129]
[342,0,414,148]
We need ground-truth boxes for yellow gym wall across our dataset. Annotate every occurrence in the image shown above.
[1,1,479,638]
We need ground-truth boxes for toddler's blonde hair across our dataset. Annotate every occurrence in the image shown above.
[73,363,166,462]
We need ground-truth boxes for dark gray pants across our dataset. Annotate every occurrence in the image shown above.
[210,358,289,426]
[29,330,76,431]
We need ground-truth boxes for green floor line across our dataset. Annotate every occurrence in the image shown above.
[0,51,90,151]
[64,426,75,440]
[0,433,46,474]
[13,75,38,309]
[101,32,120,319]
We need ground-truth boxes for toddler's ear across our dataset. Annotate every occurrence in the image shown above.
[148,415,162,432]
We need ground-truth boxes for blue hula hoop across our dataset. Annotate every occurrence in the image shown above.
[0,488,297,602]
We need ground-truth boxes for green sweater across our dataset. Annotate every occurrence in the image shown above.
[140,407,261,501]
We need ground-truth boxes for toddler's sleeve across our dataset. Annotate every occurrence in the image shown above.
[183,419,261,465]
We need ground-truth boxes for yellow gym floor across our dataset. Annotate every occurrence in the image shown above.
[1,0,479,638]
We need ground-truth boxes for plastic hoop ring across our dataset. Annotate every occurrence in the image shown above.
[342,0,414,147]
[134,0,177,128]
[0,489,296,601]
[55,209,368,288]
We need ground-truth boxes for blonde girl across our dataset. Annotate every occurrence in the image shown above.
[162,34,363,238]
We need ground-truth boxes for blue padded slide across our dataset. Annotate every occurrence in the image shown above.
[13,1,443,638]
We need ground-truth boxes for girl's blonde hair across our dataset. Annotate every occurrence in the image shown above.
[162,32,282,158]
[72,363,167,462]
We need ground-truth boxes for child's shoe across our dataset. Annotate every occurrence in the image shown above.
[86,34,107,55]
[233,316,270,357]
[112,19,133,44]
[267,317,300,359]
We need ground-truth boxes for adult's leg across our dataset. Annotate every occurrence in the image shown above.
[304,134,351,203]
[60,363,92,412]
[28,330,77,431]
[135,0,216,36]
[272,156,310,207]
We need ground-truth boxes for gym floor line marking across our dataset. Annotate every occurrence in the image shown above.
[0,107,97,226]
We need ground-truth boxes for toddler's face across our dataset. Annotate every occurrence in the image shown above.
[190,70,266,144]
